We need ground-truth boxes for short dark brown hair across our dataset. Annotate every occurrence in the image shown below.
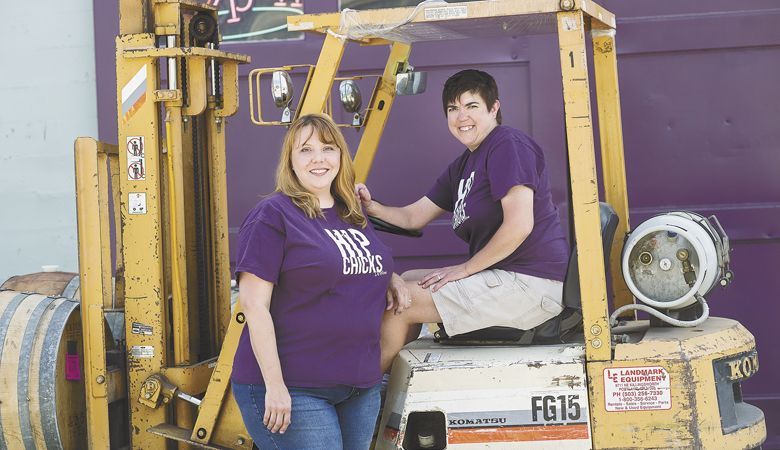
[442,69,502,124]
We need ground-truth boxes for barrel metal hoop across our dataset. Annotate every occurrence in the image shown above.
[62,276,81,300]
[0,293,31,450]
[17,295,58,450]
[39,298,80,450]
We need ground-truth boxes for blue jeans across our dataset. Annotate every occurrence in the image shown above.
[233,382,381,450]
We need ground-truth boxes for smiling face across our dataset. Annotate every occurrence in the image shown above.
[290,125,341,204]
[446,91,500,151]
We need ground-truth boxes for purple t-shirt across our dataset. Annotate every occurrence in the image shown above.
[426,126,569,281]
[231,193,394,388]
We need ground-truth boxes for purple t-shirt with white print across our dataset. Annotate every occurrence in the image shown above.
[231,193,394,388]
[426,125,569,281]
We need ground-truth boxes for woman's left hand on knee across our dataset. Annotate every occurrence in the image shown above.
[420,264,469,292]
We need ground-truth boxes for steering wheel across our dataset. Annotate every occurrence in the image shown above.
[368,216,423,238]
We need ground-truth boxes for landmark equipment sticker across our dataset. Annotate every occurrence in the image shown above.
[604,366,671,412]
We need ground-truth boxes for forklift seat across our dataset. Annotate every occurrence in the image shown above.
[434,202,619,345]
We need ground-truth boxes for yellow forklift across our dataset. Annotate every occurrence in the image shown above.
[0,0,765,449]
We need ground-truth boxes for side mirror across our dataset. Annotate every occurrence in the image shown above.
[339,80,362,113]
[339,80,363,126]
[396,71,427,96]
[271,71,294,122]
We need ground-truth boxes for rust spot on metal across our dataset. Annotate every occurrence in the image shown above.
[128,357,143,371]
[595,40,613,54]
[679,360,701,448]
[552,375,583,388]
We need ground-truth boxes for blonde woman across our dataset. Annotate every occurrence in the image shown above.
[232,114,409,449]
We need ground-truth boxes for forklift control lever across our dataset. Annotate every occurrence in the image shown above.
[368,215,422,237]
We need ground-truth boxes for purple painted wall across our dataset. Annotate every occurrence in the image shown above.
[93,1,780,446]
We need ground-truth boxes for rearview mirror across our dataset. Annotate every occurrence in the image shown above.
[339,80,362,113]
[396,71,427,96]
[271,71,294,122]
[271,71,293,107]
[339,80,363,126]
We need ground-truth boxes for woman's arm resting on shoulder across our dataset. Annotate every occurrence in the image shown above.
[421,185,534,292]
[239,271,291,434]
[356,183,444,230]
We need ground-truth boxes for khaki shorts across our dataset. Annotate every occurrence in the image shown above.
[431,269,564,336]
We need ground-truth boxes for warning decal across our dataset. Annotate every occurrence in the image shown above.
[424,6,467,21]
[131,321,153,335]
[129,192,147,215]
[127,136,144,157]
[604,366,671,412]
[121,65,148,122]
[127,136,146,180]
[130,345,155,359]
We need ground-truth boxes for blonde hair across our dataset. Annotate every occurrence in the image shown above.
[275,113,367,227]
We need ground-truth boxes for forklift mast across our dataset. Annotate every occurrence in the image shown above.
[75,0,252,447]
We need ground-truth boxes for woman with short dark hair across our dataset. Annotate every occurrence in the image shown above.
[356,69,569,372]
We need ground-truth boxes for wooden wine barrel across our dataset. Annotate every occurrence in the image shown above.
[0,272,124,343]
[0,290,87,450]
[0,272,80,300]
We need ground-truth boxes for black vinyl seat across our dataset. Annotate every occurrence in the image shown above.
[434,202,619,345]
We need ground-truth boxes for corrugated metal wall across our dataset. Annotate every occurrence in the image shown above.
[92,1,780,446]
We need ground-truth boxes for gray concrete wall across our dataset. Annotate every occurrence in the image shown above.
[0,0,98,283]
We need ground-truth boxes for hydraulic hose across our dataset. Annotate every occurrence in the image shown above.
[165,110,185,340]
[609,294,709,328]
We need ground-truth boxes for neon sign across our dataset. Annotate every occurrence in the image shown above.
[204,0,304,42]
